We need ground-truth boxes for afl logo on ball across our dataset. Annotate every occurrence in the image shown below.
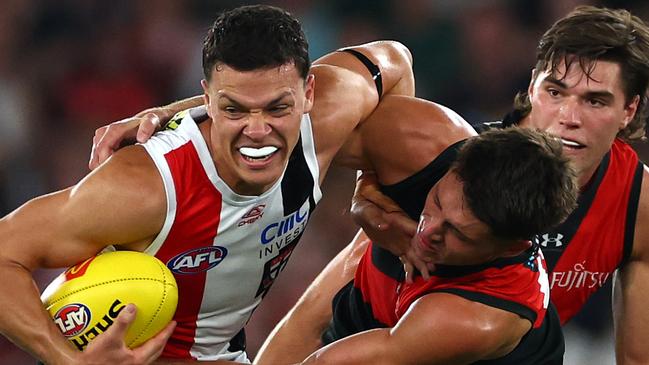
[167,246,228,275]
[53,303,91,337]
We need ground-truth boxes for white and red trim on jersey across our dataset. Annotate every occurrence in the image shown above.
[141,107,321,361]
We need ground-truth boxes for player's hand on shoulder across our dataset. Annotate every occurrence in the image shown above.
[89,108,172,170]
[77,304,175,365]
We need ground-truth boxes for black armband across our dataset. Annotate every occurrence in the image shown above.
[340,48,383,99]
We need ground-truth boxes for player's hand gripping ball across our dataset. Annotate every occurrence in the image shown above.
[41,251,178,350]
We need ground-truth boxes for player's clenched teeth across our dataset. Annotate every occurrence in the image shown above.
[239,146,279,161]
[560,138,585,149]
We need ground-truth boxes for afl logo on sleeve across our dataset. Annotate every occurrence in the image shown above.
[167,246,228,274]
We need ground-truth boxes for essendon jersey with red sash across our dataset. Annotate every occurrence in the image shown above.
[540,139,642,323]
[395,249,549,329]
[323,142,564,364]
[476,115,644,324]
[141,107,321,361]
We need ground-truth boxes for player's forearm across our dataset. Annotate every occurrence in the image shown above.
[255,304,327,364]
[256,271,338,364]
[135,96,204,119]
[301,328,392,365]
[257,236,368,364]
[0,260,78,364]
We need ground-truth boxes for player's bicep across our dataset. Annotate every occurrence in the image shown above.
[387,293,528,364]
[313,41,414,100]
[0,188,96,270]
[303,294,500,365]
[310,65,374,174]
[0,146,165,270]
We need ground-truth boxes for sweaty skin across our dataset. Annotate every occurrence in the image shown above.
[350,58,649,364]
[521,59,649,365]
[0,41,414,364]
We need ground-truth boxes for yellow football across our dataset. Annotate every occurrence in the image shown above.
[41,250,178,350]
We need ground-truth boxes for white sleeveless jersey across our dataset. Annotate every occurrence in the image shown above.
[141,107,322,361]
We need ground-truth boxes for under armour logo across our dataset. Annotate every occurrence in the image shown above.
[536,233,564,248]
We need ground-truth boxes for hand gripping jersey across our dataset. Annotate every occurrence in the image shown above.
[323,142,564,364]
[476,114,644,324]
[141,107,322,361]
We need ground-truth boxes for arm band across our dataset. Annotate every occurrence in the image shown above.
[340,48,383,99]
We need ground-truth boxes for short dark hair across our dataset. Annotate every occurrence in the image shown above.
[202,5,310,81]
[453,128,578,241]
[515,5,649,142]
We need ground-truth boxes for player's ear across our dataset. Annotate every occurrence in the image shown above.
[201,79,212,117]
[527,69,537,97]
[621,94,640,130]
[303,74,315,113]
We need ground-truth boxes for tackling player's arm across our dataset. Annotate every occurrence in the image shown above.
[339,95,475,272]
[255,231,370,365]
[257,96,477,364]
[0,146,167,364]
[89,41,414,171]
[308,41,414,176]
[89,96,204,170]
[301,292,530,365]
[614,165,649,365]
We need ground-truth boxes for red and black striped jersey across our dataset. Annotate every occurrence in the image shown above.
[324,142,564,364]
[476,115,643,324]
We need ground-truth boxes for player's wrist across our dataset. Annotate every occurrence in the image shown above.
[45,344,82,365]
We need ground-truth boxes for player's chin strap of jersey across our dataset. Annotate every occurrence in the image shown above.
[339,48,384,99]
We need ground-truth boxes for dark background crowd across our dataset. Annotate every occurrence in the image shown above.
[2,0,648,363]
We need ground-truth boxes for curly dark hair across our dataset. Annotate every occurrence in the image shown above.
[453,128,578,241]
[515,6,649,142]
[202,5,310,81]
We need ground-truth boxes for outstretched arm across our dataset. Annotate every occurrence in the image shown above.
[338,96,476,279]
[308,41,414,174]
[301,293,530,365]
[89,96,204,170]
[90,40,414,171]
[614,167,649,365]
[255,231,370,365]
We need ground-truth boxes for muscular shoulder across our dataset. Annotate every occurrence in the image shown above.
[71,145,166,250]
[308,42,414,174]
[0,145,166,270]
[395,292,530,361]
[307,64,376,177]
[359,96,475,184]
[79,146,162,200]
[310,41,412,124]
[314,41,412,70]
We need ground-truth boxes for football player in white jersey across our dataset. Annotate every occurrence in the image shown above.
[0,5,414,364]
[91,5,649,364]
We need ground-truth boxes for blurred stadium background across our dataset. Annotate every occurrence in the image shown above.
[2,0,648,363]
